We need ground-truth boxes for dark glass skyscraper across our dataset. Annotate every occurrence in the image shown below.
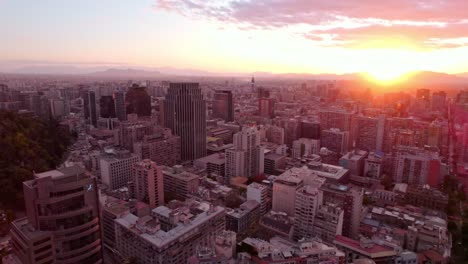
[125,84,151,117]
[164,82,206,161]
[83,90,97,127]
[114,90,126,121]
[212,90,234,122]
[99,95,116,118]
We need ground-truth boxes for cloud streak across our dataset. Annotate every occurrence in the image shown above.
[154,0,468,48]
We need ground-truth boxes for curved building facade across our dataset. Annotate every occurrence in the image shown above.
[10,166,102,264]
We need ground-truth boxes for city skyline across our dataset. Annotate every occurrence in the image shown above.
[2,0,468,83]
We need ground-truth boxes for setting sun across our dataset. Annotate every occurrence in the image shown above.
[366,68,410,84]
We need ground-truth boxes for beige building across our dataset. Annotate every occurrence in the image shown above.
[132,159,164,209]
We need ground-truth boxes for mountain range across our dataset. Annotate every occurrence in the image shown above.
[2,65,468,84]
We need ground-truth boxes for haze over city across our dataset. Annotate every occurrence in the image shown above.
[2,0,468,82]
[0,1,467,264]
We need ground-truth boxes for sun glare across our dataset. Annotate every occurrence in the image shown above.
[356,48,419,85]
[366,69,409,84]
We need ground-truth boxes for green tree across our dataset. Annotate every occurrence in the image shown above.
[0,110,73,209]
[380,174,394,190]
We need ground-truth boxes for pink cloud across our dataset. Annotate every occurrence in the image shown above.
[154,0,468,48]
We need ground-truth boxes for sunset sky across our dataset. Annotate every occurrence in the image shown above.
[1,0,468,76]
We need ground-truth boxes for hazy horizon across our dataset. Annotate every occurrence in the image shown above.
[2,0,468,80]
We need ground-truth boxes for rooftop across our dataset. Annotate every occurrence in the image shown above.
[115,202,225,249]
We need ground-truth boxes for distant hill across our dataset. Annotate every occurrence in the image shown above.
[455,72,468,78]
[13,65,99,75]
[405,71,468,84]
[89,68,160,78]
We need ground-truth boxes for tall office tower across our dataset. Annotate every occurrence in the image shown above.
[99,95,116,118]
[114,90,127,121]
[278,118,301,146]
[133,133,181,167]
[416,88,430,101]
[258,98,275,118]
[292,138,320,159]
[414,88,431,111]
[50,98,70,118]
[339,150,368,176]
[10,166,102,264]
[293,186,322,240]
[313,203,344,244]
[318,109,353,131]
[301,120,321,140]
[100,148,140,190]
[272,171,304,216]
[125,84,151,117]
[27,94,41,115]
[321,128,349,154]
[83,90,98,127]
[114,201,225,264]
[225,127,265,179]
[431,91,446,111]
[212,90,234,122]
[355,115,386,152]
[257,87,269,98]
[393,146,442,187]
[132,159,164,209]
[162,165,200,202]
[247,182,270,215]
[320,183,363,239]
[164,82,207,161]
[266,125,285,145]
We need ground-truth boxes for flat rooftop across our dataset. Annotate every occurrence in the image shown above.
[115,204,225,249]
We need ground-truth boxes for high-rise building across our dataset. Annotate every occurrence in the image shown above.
[133,133,181,167]
[355,115,386,152]
[319,109,353,131]
[114,90,127,121]
[292,138,320,159]
[131,159,164,209]
[393,146,442,187]
[293,185,322,240]
[10,166,102,264]
[125,84,151,117]
[100,148,140,190]
[277,118,301,146]
[431,91,446,111]
[247,182,270,215]
[364,152,384,179]
[272,172,304,216]
[266,125,285,145]
[313,203,344,244]
[416,88,430,101]
[50,98,70,118]
[300,120,321,140]
[118,120,159,152]
[83,90,98,127]
[320,183,363,239]
[321,128,349,154]
[164,82,207,161]
[115,201,225,264]
[212,90,234,122]
[225,127,265,179]
[258,98,275,118]
[339,150,368,176]
[99,95,116,118]
[162,165,200,202]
